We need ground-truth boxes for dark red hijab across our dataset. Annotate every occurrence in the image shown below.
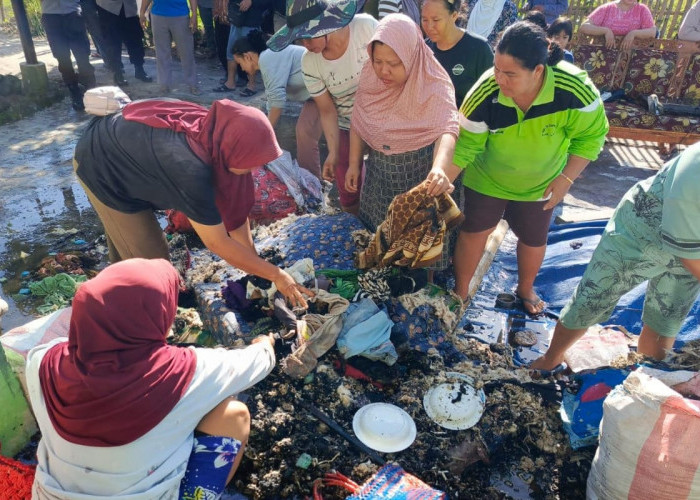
[122,99,283,231]
[39,259,197,447]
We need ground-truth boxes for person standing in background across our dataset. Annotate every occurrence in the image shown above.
[40,0,96,110]
[97,0,154,86]
[140,0,200,94]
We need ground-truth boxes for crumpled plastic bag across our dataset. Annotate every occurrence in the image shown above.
[337,298,398,365]
[266,150,323,210]
[282,290,349,378]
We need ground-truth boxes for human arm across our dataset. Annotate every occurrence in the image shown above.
[681,258,700,281]
[423,133,457,196]
[189,0,199,31]
[346,126,366,193]
[139,0,153,28]
[188,219,311,307]
[313,91,340,182]
[578,20,616,48]
[620,26,656,49]
[679,1,700,41]
[239,0,251,11]
[542,155,589,210]
[214,0,228,20]
[259,52,289,128]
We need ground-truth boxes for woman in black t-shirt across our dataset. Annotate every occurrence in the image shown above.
[421,0,493,107]
[74,98,311,307]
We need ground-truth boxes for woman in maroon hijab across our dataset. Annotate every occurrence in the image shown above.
[74,98,310,308]
[26,258,276,498]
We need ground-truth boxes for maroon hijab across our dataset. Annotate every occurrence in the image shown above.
[39,259,197,447]
[122,99,283,231]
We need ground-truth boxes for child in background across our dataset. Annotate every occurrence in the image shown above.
[547,16,574,63]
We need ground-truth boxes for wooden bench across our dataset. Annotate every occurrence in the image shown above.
[571,35,700,147]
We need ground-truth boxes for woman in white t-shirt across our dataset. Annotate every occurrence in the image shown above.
[26,258,276,499]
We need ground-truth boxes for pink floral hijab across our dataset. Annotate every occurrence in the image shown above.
[351,13,459,155]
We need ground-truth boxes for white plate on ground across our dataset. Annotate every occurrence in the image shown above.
[423,372,486,430]
[352,403,417,453]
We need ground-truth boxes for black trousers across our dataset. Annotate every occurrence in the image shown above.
[97,4,145,73]
[80,0,106,56]
[214,19,229,74]
[41,12,96,88]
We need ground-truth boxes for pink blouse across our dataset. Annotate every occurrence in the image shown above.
[588,2,655,36]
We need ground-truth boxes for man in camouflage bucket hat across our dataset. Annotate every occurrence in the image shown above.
[268,0,377,214]
[267,0,363,51]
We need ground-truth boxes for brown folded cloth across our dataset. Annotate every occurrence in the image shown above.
[357,183,464,270]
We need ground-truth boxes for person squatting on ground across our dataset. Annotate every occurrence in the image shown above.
[231,29,324,178]
[531,143,700,370]
[267,0,379,214]
[73,98,311,308]
[26,258,277,498]
[426,21,609,313]
[421,0,493,108]
[39,0,96,110]
[140,0,200,94]
[348,13,460,269]
[96,0,154,86]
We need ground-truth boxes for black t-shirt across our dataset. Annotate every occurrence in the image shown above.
[75,113,222,226]
[427,31,494,108]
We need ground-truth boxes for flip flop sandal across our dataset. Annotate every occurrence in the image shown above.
[239,88,257,97]
[212,83,235,92]
[517,294,546,316]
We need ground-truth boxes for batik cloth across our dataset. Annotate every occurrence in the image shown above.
[357,182,463,270]
[179,434,242,500]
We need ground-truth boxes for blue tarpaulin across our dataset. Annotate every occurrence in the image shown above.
[473,221,700,347]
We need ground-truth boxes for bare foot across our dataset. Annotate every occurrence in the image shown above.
[529,355,560,371]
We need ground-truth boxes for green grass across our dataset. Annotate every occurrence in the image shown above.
[1,0,45,37]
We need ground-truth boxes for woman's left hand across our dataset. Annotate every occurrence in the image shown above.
[620,31,636,50]
[189,15,197,32]
[542,175,572,210]
[424,169,454,197]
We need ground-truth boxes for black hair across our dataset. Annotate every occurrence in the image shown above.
[420,0,466,18]
[547,16,573,39]
[523,10,547,31]
[497,21,564,69]
[231,29,270,56]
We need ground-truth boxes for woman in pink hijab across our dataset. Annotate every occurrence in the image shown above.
[26,258,276,498]
[347,13,460,269]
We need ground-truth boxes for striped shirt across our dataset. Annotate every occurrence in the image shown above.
[454,61,609,201]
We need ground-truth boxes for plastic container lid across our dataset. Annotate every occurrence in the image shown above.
[352,403,417,453]
[423,372,486,430]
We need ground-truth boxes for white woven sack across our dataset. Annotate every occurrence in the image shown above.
[587,369,700,500]
[83,86,131,116]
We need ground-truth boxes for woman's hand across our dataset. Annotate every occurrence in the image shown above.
[275,271,314,309]
[189,15,197,32]
[239,0,252,11]
[345,164,361,193]
[604,27,616,48]
[251,332,276,349]
[620,30,637,49]
[542,175,573,210]
[322,154,336,182]
[139,11,149,29]
[424,169,455,197]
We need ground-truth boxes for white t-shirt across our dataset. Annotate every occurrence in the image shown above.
[26,339,275,499]
[301,14,378,130]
